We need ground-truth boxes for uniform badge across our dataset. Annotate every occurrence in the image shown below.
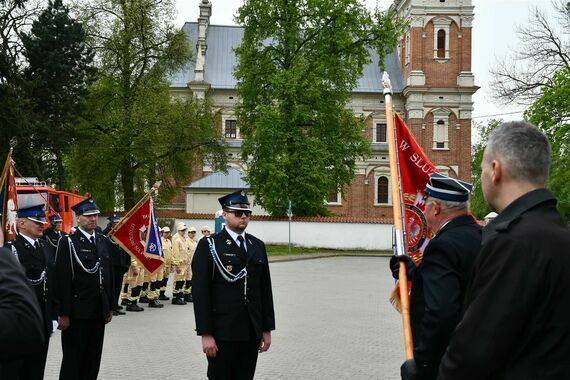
[226,239,232,246]
[226,265,233,272]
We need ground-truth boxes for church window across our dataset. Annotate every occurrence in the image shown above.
[375,122,387,143]
[377,176,389,204]
[437,30,446,58]
[224,119,238,139]
[326,189,341,205]
[433,119,449,150]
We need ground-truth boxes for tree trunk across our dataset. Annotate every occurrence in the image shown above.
[121,161,135,209]
[56,151,65,190]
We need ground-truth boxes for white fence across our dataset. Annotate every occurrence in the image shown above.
[169,217,393,251]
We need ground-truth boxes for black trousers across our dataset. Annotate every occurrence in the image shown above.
[206,339,260,380]
[113,266,128,309]
[60,318,105,380]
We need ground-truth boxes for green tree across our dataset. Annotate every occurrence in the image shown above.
[235,0,405,216]
[69,0,226,210]
[470,119,502,220]
[22,0,97,189]
[0,0,41,174]
[526,67,570,221]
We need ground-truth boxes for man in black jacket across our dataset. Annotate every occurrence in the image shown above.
[4,203,55,379]
[438,121,570,379]
[54,198,114,380]
[390,173,481,380]
[192,189,275,380]
[0,239,45,378]
[103,214,129,315]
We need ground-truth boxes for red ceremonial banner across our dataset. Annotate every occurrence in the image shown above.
[395,113,438,264]
[110,195,164,274]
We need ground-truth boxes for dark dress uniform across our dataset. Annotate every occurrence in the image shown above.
[192,227,276,380]
[438,189,570,380]
[103,220,130,313]
[4,234,55,379]
[54,228,115,380]
[0,247,45,379]
[408,215,481,379]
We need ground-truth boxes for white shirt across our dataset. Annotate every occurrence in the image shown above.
[225,228,247,251]
[78,227,96,244]
[20,233,38,247]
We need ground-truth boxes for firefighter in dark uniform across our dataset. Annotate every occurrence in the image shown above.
[103,214,129,316]
[390,173,482,380]
[43,213,66,248]
[54,198,114,380]
[4,204,55,379]
[192,189,276,380]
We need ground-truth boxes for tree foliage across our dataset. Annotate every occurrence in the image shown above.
[0,0,42,174]
[235,0,405,216]
[68,0,226,210]
[22,0,97,189]
[526,67,570,221]
[470,119,502,220]
[491,0,569,105]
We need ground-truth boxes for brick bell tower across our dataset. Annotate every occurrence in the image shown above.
[394,0,478,182]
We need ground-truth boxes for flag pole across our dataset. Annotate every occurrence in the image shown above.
[383,72,414,359]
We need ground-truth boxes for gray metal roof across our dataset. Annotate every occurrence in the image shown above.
[169,23,404,93]
[185,167,249,189]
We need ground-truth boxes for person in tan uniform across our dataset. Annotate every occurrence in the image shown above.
[183,227,198,302]
[171,222,191,305]
[159,227,173,301]
[124,258,145,312]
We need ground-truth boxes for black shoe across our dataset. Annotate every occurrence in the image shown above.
[148,299,164,308]
[126,303,144,312]
[184,294,193,303]
[172,296,186,305]
[121,299,129,306]
[139,296,150,304]
[116,305,124,310]
[112,309,126,316]
[158,291,170,301]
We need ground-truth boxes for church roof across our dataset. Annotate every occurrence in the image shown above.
[185,167,249,189]
[168,23,405,93]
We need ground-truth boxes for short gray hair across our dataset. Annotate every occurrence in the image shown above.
[485,121,551,186]
[426,197,468,211]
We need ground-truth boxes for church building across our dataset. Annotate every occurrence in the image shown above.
[168,0,478,218]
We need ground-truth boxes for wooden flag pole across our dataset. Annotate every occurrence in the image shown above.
[383,72,414,359]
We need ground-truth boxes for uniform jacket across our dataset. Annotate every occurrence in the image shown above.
[192,228,275,342]
[172,233,191,266]
[5,234,55,336]
[0,248,45,361]
[54,230,114,320]
[410,214,481,379]
[103,224,130,269]
[438,189,570,380]
[161,237,173,265]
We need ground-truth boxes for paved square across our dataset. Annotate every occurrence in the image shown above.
[45,256,405,379]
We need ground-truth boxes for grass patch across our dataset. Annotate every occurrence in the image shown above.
[266,244,390,256]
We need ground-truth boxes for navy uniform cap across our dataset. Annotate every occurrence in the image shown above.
[107,214,121,223]
[72,198,100,216]
[218,189,251,211]
[49,213,63,223]
[17,203,47,224]
[424,173,472,202]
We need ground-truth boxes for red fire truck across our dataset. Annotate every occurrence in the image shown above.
[16,177,88,233]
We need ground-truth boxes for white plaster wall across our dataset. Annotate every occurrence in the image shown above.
[172,217,393,251]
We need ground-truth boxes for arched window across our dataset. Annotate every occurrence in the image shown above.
[437,30,446,58]
[377,177,389,204]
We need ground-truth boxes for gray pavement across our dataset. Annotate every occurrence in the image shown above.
[44,256,405,379]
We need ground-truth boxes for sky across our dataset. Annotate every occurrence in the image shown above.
[174,0,554,128]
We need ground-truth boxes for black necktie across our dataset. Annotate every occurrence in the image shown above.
[237,235,247,259]
[90,236,96,247]
[34,241,40,250]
